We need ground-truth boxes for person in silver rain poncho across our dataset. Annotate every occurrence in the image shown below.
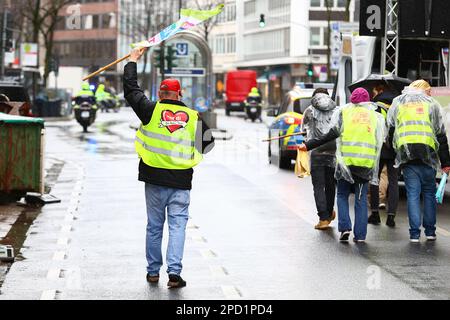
[387,80,450,242]
[302,89,337,230]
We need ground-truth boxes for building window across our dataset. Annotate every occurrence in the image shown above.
[92,15,100,29]
[215,35,225,54]
[310,0,347,8]
[244,0,256,16]
[310,27,321,46]
[336,0,346,7]
[227,3,236,21]
[217,2,236,23]
[269,0,290,10]
[243,28,290,60]
[84,15,93,29]
[226,34,236,53]
[212,34,236,54]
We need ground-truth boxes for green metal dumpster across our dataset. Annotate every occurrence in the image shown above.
[0,113,45,201]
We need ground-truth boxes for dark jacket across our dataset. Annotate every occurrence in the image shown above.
[123,62,215,190]
[373,91,396,160]
[373,97,395,161]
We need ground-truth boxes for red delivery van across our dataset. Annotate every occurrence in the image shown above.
[225,70,257,116]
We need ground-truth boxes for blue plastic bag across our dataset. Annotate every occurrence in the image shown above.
[436,173,448,204]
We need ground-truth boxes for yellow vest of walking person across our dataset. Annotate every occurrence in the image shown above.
[341,107,379,169]
[135,101,203,170]
[396,101,436,150]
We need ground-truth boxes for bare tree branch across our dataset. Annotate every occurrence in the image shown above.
[192,0,223,42]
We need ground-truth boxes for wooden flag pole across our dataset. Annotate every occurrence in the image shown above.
[82,54,131,81]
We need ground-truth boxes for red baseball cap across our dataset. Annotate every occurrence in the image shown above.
[160,78,182,96]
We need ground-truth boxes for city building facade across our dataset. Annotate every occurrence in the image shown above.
[54,0,119,87]
[236,0,357,106]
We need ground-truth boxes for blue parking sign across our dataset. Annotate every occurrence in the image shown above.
[176,43,189,56]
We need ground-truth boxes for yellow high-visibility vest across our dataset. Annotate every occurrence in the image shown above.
[396,101,436,150]
[135,101,203,169]
[340,107,379,169]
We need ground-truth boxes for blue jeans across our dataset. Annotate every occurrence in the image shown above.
[145,183,190,276]
[337,179,369,240]
[403,165,437,239]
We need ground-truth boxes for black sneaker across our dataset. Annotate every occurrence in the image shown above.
[168,274,187,289]
[368,211,381,225]
[386,215,396,228]
[146,274,159,283]
[339,231,351,242]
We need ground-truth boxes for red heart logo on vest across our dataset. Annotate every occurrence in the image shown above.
[160,110,189,133]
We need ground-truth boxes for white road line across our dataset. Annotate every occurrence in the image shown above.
[200,249,217,259]
[47,268,61,280]
[40,289,57,300]
[53,251,66,261]
[221,286,241,299]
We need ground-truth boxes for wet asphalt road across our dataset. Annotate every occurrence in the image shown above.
[1,108,450,300]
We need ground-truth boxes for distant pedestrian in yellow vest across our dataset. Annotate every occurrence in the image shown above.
[298,88,386,243]
[123,47,215,288]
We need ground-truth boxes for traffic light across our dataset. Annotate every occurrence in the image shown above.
[259,14,265,28]
[165,45,178,71]
[307,63,314,77]
[153,46,165,71]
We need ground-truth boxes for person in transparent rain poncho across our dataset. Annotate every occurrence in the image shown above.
[387,80,450,243]
[302,89,337,230]
[299,88,386,243]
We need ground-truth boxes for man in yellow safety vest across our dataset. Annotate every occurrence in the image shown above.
[387,80,450,243]
[123,47,215,288]
[298,88,386,243]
